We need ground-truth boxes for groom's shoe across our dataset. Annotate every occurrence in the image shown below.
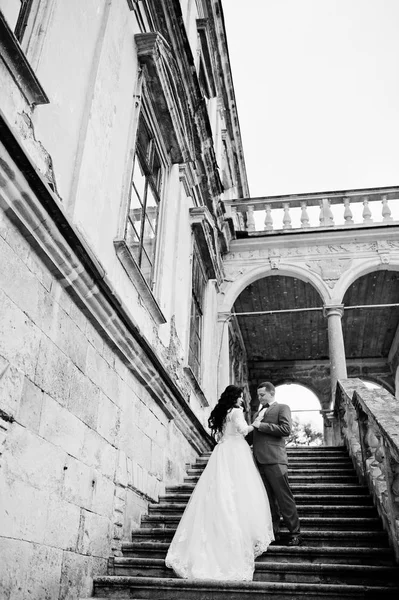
[287,534,303,546]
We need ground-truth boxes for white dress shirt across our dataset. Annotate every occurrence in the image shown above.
[257,399,277,421]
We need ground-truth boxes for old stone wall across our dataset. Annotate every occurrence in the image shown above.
[0,209,199,598]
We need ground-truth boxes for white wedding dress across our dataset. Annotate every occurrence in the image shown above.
[165,407,274,580]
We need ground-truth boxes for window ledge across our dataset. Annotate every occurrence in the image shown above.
[114,238,166,325]
[0,11,49,106]
[183,366,209,407]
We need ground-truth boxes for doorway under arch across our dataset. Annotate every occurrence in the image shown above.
[275,383,323,446]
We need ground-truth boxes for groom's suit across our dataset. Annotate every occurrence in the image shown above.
[252,401,300,539]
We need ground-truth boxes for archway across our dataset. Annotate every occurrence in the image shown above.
[275,383,323,446]
[341,269,399,395]
[228,274,331,425]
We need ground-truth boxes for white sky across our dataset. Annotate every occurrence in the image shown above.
[223,0,399,198]
[276,381,381,432]
[276,384,323,431]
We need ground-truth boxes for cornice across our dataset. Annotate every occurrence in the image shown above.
[228,223,399,255]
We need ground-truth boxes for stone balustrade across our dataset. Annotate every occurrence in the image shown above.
[224,186,399,233]
[332,378,399,561]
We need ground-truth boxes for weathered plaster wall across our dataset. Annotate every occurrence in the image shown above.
[32,0,110,203]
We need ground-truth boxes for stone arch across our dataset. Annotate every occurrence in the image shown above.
[274,377,330,410]
[333,259,399,304]
[360,376,395,396]
[220,264,329,312]
[274,379,324,407]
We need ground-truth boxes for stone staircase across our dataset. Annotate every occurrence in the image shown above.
[93,447,399,599]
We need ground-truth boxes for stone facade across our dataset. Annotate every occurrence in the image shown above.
[0,1,248,598]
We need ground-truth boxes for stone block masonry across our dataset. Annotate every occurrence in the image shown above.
[0,207,198,598]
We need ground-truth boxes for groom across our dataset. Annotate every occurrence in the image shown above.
[251,381,302,546]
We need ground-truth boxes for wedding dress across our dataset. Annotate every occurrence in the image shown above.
[165,407,274,580]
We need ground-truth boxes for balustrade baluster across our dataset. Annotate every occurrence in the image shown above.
[381,195,393,221]
[264,205,273,231]
[319,198,334,227]
[300,201,310,228]
[318,199,323,226]
[246,205,255,231]
[362,196,373,223]
[282,202,292,229]
[343,198,354,224]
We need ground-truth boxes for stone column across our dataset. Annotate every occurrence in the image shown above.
[324,305,347,401]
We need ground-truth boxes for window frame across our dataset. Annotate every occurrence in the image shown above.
[126,106,164,290]
[114,73,169,325]
[0,0,48,105]
[187,242,207,383]
[14,0,34,42]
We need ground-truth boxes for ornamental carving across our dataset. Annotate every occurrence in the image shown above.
[306,258,352,288]
[226,239,399,263]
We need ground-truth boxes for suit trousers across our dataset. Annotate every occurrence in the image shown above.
[256,462,300,535]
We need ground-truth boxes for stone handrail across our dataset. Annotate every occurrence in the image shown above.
[223,186,399,232]
[332,378,399,561]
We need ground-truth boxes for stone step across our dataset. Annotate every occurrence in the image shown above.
[121,542,396,565]
[287,462,353,469]
[187,466,355,475]
[108,557,399,586]
[92,576,399,599]
[131,528,389,547]
[160,493,374,505]
[165,483,369,495]
[193,455,352,466]
[148,503,377,518]
[183,474,359,484]
[197,447,348,456]
[139,515,382,531]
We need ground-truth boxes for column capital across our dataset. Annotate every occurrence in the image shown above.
[323,305,344,318]
[218,311,232,324]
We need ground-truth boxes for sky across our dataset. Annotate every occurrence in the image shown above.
[276,381,381,433]
[223,0,399,198]
[276,384,323,432]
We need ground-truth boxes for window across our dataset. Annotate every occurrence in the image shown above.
[125,109,163,289]
[188,245,207,381]
[0,0,48,105]
[0,0,33,40]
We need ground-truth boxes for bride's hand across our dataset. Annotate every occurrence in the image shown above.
[252,419,261,429]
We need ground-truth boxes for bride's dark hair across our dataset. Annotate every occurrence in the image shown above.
[208,385,243,436]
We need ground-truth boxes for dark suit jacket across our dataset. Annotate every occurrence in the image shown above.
[252,402,292,465]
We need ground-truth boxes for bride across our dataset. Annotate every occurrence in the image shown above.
[165,385,274,581]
